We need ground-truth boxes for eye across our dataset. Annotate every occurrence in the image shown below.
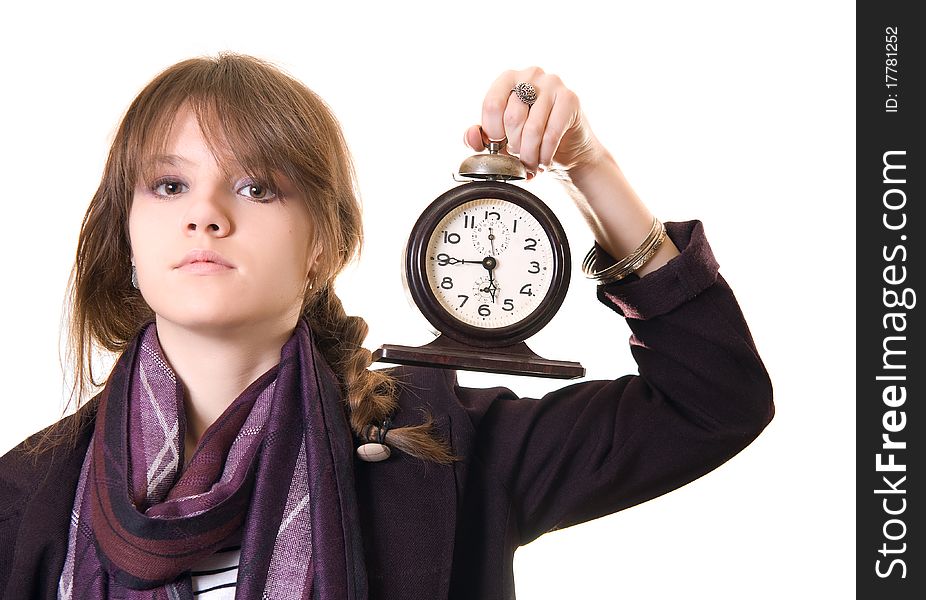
[237,180,279,202]
[151,178,188,196]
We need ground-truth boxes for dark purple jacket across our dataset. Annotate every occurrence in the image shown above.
[0,220,774,599]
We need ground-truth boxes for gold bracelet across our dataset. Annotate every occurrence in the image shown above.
[582,217,667,284]
[583,217,660,274]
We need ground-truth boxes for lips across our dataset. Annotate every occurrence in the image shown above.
[176,249,235,269]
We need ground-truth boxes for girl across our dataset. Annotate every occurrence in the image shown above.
[0,53,773,599]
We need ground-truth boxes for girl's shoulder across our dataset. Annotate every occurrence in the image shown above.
[0,396,99,513]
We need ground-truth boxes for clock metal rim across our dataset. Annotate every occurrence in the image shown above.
[405,181,571,348]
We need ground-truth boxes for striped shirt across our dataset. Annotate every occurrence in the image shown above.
[190,529,242,597]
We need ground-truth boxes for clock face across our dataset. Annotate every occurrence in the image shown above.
[425,197,555,329]
[405,181,570,348]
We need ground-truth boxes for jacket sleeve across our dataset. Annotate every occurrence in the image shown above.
[453,220,774,545]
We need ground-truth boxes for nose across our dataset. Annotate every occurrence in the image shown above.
[183,186,232,237]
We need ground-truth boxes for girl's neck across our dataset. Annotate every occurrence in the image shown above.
[153,314,297,458]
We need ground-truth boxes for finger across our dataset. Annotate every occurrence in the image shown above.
[463,124,516,156]
[516,77,558,172]
[464,124,484,151]
[538,88,579,169]
[480,70,518,142]
[481,67,545,144]
[501,90,530,155]
[462,123,518,171]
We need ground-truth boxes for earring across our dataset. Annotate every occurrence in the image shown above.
[130,259,139,290]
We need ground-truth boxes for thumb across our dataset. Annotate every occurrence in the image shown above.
[463,124,484,151]
[463,124,517,157]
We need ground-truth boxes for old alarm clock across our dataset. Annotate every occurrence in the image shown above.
[372,136,584,379]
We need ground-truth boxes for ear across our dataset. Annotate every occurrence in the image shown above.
[306,240,323,276]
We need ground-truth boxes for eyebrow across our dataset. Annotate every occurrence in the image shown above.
[141,153,271,185]
[148,154,198,167]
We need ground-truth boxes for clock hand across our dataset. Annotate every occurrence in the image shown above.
[440,254,485,265]
[488,227,497,256]
[487,268,498,303]
[481,255,499,303]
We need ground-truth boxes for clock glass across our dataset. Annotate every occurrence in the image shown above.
[425,197,554,329]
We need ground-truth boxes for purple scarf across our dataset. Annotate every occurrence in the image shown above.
[57,318,368,599]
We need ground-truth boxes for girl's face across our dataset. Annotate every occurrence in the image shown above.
[128,107,321,333]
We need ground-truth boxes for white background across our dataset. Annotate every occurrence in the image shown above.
[0,1,854,598]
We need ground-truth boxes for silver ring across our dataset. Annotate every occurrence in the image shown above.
[511,81,538,106]
[479,126,507,150]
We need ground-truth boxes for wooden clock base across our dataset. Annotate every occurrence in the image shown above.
[372,334,585,379]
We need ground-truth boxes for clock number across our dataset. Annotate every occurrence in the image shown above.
[520,283,534,296]
[512,219,518,233]
[485,210,500,220]
[442,231,461,244]
[524,238,537,251]
[464,215,475,228]
[436,253,451,266]
[457,294,468,307]
[503,299,514,311]
[528,261,540,274]
[478,304,491,317]
[440,276,453,289]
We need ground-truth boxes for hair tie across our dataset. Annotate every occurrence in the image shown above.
[377,418,392,444]
[356,418,393,463]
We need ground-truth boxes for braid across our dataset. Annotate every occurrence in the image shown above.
[304,283,458,465]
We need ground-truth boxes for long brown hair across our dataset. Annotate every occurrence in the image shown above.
[28,52,455,464]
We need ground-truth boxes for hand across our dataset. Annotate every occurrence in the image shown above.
[464,66,605,180]
[464,67,680,277]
